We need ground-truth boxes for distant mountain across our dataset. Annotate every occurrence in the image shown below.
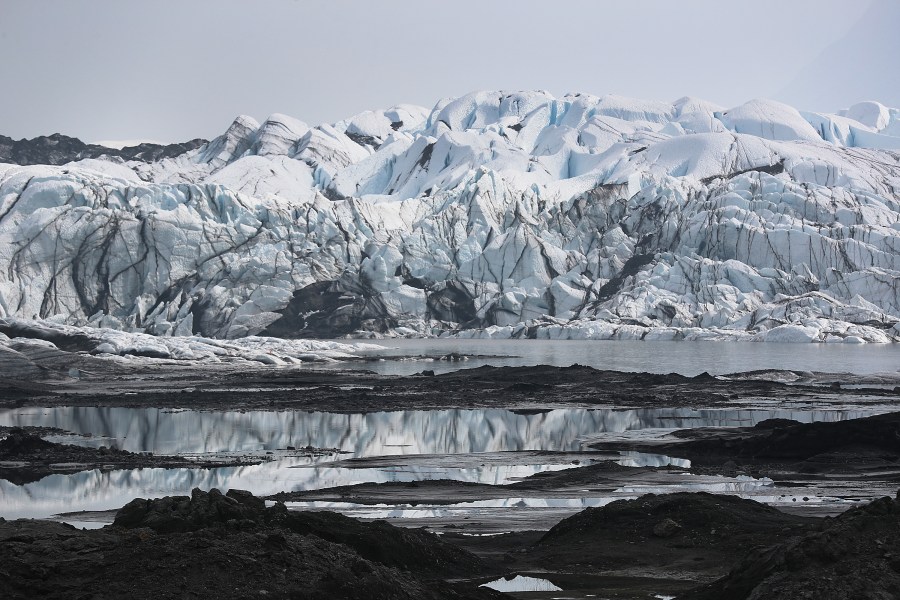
[0,92,898,343]
[0,133,207,166]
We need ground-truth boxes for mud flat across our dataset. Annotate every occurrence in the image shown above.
[588,411,900,514]
[2,362,899,412]
[1,363,900,598]
[2,364,898,517]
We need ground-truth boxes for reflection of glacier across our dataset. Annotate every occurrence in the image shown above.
[0,461,575,520]
[617,474,775,495]
[0,467,247,518]
[618,451,691,468]
[286,496,622,519]
[0,406,876,454]
[481,576,563,593]
[0,406,880,519]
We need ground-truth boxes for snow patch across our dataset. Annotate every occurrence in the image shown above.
[480,575,563,593]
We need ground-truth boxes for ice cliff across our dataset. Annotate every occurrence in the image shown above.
[1,92,898,343]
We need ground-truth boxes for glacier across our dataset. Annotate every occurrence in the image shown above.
[0,91,898,346]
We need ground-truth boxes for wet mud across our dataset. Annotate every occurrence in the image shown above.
[589,411,900,493]
[2,363,900,598]
[2,363,898,413]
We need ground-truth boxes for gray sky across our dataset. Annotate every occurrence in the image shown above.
[1,0,895,143]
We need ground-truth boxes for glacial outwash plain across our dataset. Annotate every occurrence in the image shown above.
[1,92,900,600]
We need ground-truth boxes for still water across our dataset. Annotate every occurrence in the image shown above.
[337,339,900,376]
[2,340,898,524]
[0,405,886,520]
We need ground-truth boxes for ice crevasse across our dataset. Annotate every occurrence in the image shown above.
[0,92,898,345]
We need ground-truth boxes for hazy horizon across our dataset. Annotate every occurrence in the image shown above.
[2,0,897,143]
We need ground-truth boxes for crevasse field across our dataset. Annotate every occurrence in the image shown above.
[1,92,898,360]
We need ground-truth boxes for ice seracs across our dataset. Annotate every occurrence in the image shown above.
[0,91,898,343]
[715,99,823,142]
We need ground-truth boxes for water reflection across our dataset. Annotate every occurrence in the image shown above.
[0,406,877,455]
[618,452,691,468]
[617,475,775,495]
[480,575,562,593]
[0,461,578,520]
[285,496,621,517]
[0,405,885,520]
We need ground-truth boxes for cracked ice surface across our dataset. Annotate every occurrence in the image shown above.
[0,92,898,342]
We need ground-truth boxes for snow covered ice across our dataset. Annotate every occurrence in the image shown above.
[0,316,384,371]
[480,575,562,592]
[0,92,898,346]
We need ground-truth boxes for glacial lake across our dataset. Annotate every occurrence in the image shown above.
[1,339,898,527]
[0,405,890,522]
[335,339,900,377]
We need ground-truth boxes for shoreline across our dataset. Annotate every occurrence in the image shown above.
[2,363,899,598]
[3,362,899,412]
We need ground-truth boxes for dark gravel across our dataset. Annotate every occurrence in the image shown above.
[0,488,499,600]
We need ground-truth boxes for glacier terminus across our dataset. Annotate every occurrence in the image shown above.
[0,92,898,348]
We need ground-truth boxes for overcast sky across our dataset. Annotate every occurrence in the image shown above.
[1,0,896,143]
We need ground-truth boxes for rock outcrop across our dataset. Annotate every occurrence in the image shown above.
[0,488,495,600]
[680,491,900,600]
[0,133,206,166]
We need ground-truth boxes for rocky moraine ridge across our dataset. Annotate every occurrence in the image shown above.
[0,133,207,166]
[0,93,898,342]
[2,486,899,599]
